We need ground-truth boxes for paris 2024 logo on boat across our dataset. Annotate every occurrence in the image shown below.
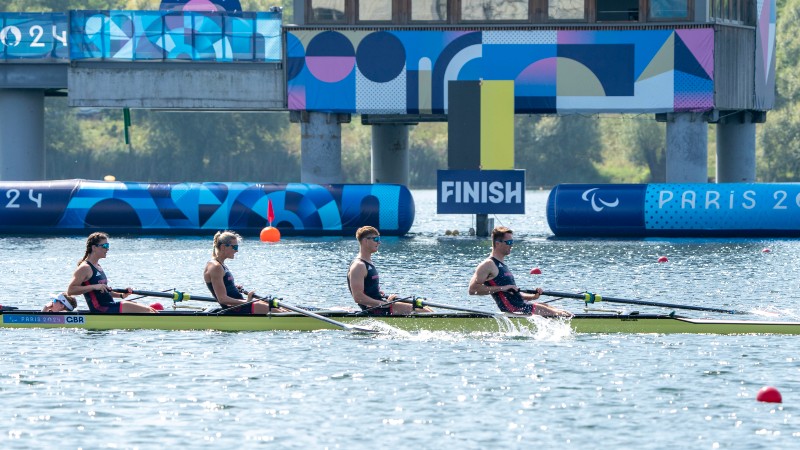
[581,188,620,212]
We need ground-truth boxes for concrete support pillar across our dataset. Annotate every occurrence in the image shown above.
[0,89,45,180]
[665,113,708,183]
[371,124,410,185]
[298,112,346,184]
[716,112,757,183]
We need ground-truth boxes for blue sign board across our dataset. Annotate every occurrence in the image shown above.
[547,183,800,237]
[437,170,525,214]
[0,13,69,61]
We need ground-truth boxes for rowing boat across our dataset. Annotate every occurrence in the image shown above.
[2,310,800,334]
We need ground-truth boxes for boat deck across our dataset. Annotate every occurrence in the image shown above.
[3,310,800,334]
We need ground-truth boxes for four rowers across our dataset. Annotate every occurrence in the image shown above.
[55,227,567,316]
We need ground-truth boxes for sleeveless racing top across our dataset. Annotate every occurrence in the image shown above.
[347,258,382,304]
[83,261,116,313]
[206,262,243,307]
[483,257,532,314]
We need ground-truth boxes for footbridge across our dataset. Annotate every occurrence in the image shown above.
[0,1,777,185]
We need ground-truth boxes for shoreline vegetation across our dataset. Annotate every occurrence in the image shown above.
[5,0,798,187]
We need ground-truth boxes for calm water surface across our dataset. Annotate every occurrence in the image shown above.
[1,190,799,449]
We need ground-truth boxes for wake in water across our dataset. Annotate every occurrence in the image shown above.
[747,305,800,320]
[348,314,575,341]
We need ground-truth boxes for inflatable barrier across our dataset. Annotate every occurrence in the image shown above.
[547,183,800,237]
[0,180,415,236]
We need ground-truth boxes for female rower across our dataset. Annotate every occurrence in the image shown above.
[67,232,157,314]
[42,292,78,312]
[203,230,285,314]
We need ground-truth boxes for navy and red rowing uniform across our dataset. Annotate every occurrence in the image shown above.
[206,263,255,314]
[348,258,393,316]
[484,257,534,314]
[82,261,122,313]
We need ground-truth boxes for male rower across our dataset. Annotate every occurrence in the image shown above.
[468,226,570,317]
[347,226,432,315]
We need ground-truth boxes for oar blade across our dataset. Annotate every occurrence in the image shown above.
[538,290,748,315]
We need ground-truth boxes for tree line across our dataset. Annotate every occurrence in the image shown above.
[6,0,799,187]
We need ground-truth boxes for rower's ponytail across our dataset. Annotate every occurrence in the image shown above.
[78,232,109,265]
[212,230,242,257]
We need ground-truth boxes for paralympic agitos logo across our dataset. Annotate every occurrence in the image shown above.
[581,188,620,212]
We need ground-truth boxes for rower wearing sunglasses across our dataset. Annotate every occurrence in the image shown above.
[204,230,286,314]
[42,292,78,312]
[67,232,158,314]
[347,226,432,315]
[468,226,570,317]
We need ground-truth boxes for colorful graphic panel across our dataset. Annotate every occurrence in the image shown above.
[69,10,281,62]
[755,0,777,109]
[287,28,715,114]
[0,180,415,236]
[0,13,69,61]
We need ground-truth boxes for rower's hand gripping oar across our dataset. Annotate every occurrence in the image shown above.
[530,290,748,315]
[246,292,379,334]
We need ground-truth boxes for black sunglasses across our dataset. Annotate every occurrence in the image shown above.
[494,239,514,246]
[224,244,239,250]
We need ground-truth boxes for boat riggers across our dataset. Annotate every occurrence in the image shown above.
[533,290,748,315]
[397,297,499,316]
[114,289,217,303]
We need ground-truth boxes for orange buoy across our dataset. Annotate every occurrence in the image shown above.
[260,226,281,243]
[530,267,542,275]
[657,256,669,263]
[756,386,782,403]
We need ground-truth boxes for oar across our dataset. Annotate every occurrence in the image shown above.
[247,292,378,333]
[395,297,499,317]
[530,290,748,315]
[360,295,413,314]
[127,288,174,302]
[118,288,378,333]
[113,289,217,303]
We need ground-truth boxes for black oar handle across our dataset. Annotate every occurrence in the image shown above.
[396,298,498,316]
[112,289,217,303]
[535,290,748,315]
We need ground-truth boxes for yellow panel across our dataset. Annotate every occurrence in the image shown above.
[480,80,515,169]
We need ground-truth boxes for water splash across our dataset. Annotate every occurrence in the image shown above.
[511,315,574,341]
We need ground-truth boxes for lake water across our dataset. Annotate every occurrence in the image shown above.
[1,190,799,449]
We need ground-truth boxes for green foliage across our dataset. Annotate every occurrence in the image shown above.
[756,0,800,180]
[21,0,800,184]
[515,115,605,187]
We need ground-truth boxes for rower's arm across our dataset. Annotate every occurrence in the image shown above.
[348,261,385,308]
[67,264,99,296]
[468,260,503,296]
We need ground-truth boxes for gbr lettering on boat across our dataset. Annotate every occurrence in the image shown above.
[437,170,526,214]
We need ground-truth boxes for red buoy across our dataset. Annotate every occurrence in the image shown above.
[756,386,782,403]
[530,267,542,275]
[762,248,771,253]
[657,256,669,263]
[150,302,164,311]
[260,226,281,243]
